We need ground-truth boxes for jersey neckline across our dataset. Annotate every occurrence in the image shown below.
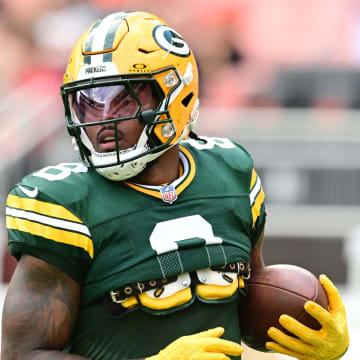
[123,145,196,201]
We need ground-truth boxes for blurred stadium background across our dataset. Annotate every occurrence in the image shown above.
[0,0,359,358]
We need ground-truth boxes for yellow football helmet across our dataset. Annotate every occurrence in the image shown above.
[61,11,199,181]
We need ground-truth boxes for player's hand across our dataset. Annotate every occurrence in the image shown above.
[266,274,350,360]
[146,327,244,360]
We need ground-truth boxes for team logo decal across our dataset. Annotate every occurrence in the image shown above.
[153,25,190,57]
[160,184,178,204]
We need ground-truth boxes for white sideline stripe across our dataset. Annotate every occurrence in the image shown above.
[6,207,91,236]
[250,176,261,206]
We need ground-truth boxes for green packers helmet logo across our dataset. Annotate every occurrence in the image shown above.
[153,25,190,57]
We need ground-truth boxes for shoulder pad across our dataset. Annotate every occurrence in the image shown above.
[13,162,90,207]
[182,137,254,172]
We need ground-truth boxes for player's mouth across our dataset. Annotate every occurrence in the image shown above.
[97,128,126,152]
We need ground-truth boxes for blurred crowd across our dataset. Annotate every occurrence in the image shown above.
[1,0,360,109]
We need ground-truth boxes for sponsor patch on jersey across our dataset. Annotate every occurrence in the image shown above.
[160,185,177,204]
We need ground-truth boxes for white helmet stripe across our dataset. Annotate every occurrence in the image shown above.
[88,13,126,53]
[84,12,131,65]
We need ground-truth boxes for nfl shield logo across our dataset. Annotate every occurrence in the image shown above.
[160,185,177,204]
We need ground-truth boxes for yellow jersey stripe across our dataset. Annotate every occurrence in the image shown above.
[7,194,83,223]
[250,174,261,206]
[252,187,265,227]
[250,169,257,190]
[6,207,90,236]
[6,216,94,259]
[123,183,163,199]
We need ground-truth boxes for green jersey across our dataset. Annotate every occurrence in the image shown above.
[6,137,266,360]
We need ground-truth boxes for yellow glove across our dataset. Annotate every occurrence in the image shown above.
[266,274,350,360]
[146,327,244,360]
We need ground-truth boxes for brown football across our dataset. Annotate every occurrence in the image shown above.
[239,264,329,352]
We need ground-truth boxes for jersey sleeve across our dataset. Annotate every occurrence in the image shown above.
[5,185,93,284]
[249,168,266,245]
[231,141,266,244]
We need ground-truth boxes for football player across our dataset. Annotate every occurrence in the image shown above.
[2,11,349,360]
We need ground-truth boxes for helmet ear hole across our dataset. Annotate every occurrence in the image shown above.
[181,92,194,107]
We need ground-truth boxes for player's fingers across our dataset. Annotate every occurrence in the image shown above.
[304,301,333,329]
[319,274,344,312]
[267,327,314,355]
[191,327,224,339]
[204,338,244,356]
[266,342,311,360]
[278,315,317,344]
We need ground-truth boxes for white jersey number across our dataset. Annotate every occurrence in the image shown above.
[149,214,223,255]
[184,136,235,150]
[34,163,88,181]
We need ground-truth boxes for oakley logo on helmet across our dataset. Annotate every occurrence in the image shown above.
[153,25,190,57]
[129,63,151,73]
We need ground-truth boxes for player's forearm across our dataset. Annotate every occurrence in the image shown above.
[1,256,85,360]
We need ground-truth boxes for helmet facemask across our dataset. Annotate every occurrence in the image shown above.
[61,68,183,181]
